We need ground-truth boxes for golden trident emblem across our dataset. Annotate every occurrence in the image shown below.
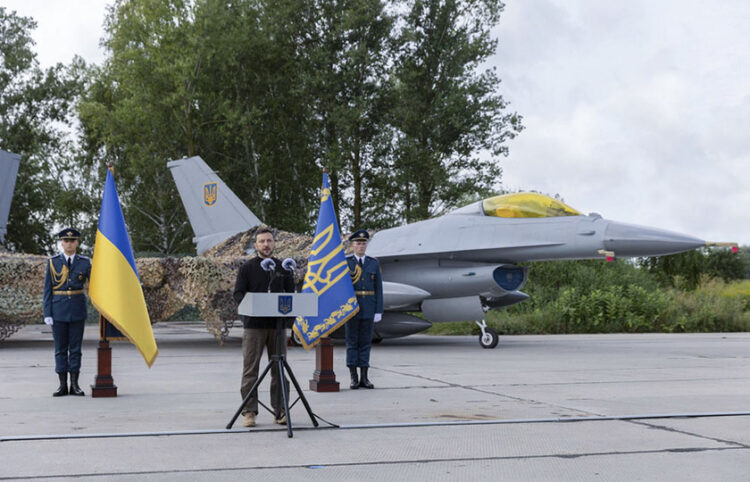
[203,182,218,206]
[302,224,349,296]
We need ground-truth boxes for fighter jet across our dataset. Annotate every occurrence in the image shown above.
[0,149,21,244]
[169,157,717,348]
[367,193,711,347]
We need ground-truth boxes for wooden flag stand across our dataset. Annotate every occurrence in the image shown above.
[91,315,118,397]
[309,337,339,392]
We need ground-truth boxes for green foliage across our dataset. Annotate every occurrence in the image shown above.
[514,259,659,310]
[553,285,670,333]
[386,0,523,223]
[428,260,750,336]
[638,247,747,290]
[75,0,522,252]
[738,246,750,278]
[0,8,88,254]
[662,279,750,332]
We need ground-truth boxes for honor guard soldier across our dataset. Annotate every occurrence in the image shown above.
[346,229,383,389]
[43,228,92,397]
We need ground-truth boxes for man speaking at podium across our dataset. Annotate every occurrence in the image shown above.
[233,227,294,427]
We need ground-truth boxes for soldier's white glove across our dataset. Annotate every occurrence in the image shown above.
[373,313,382,323]
[44,317,54,326]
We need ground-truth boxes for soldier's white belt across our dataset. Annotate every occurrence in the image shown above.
[53,290,84,295]
[355,290,375,296]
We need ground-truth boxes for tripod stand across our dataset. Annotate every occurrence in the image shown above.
[226,317,319,437]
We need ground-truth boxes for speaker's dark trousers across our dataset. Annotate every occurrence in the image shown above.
[240,328,289,416]
[345,317,374,367]
[52,320,85,373]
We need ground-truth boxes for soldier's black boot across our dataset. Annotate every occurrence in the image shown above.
[359,367,374,389]
[53,372,68,397]
[69,373,85,396]
[349,366,359,389]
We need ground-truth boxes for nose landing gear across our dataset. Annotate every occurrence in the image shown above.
[475,320,498,349]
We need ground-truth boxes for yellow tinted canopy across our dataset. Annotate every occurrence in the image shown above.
[482,193,581,218]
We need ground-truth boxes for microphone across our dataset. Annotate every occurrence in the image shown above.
[260,258,276,292]
[260,258,276,272]
[281,258,296,272]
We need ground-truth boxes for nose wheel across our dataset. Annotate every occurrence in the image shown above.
[475,320,498,349]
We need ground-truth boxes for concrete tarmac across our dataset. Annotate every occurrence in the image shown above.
[2,323,750,480]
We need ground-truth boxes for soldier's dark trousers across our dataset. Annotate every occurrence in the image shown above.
[345,317,374,367]
[52,320,85,374]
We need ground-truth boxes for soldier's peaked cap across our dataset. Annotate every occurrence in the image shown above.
[57,228,81,240]
[349,229,369,242]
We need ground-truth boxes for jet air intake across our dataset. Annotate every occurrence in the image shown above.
[493,266,526,292]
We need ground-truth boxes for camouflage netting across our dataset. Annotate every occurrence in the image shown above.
[0,227,316,343]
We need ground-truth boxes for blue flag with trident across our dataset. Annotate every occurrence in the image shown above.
[293,172,359,349]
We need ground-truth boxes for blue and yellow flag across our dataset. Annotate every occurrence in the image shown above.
[293,172,359,349]
[89,169,158,367]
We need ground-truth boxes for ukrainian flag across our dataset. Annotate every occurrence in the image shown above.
[89,170,158,366]
[293,172,359,349]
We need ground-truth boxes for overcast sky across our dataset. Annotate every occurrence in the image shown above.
[4,0,749,246]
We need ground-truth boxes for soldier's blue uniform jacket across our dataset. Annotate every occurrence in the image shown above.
[43,254,92,322]
[346,255,383,320]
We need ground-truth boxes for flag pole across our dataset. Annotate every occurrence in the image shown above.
[309,336,339,392]
[309,167,339,392]
[91,163,118,397]
[91,314,118,397]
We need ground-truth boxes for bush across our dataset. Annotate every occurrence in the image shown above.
[662,279,750,332]
[425,261,750,336]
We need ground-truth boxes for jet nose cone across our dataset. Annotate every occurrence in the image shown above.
[604,221,705,257]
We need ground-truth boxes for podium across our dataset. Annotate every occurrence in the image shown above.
[227,292,318,437]
[237,292,317,319]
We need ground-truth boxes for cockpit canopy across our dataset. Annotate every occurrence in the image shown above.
[482,193,581,218]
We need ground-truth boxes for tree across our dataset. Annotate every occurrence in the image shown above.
[78,0,525,250]
[389,0,522,222]
[79,0,323,253]
[0,7,88,254]
[300,0,394,230]
[639,248,747,290]
[78,0,199,255]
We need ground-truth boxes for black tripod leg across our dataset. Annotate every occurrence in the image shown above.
[226,360,274,429]
[277,357,293,438]
[283,358,319,427]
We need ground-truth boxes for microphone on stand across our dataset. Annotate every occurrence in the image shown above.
[260,258,276,292]
[281,258,296,273]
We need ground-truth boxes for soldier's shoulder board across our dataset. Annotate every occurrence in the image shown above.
[78,255,90,260]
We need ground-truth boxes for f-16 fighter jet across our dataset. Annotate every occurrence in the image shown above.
[170,157,732,348]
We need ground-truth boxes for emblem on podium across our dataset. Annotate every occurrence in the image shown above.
[278,295,293,315]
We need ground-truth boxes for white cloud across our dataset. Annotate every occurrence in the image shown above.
[493,0,750,245]
[3,0,108,68]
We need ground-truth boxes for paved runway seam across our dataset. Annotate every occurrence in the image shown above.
[4,411,750,442]
[630,420,750,449]
[2,445,748,480]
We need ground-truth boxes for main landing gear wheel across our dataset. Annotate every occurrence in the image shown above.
[475,320,499,349]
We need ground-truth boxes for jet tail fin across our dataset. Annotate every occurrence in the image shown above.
[167,156,261,254]
[0,149,21,243]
